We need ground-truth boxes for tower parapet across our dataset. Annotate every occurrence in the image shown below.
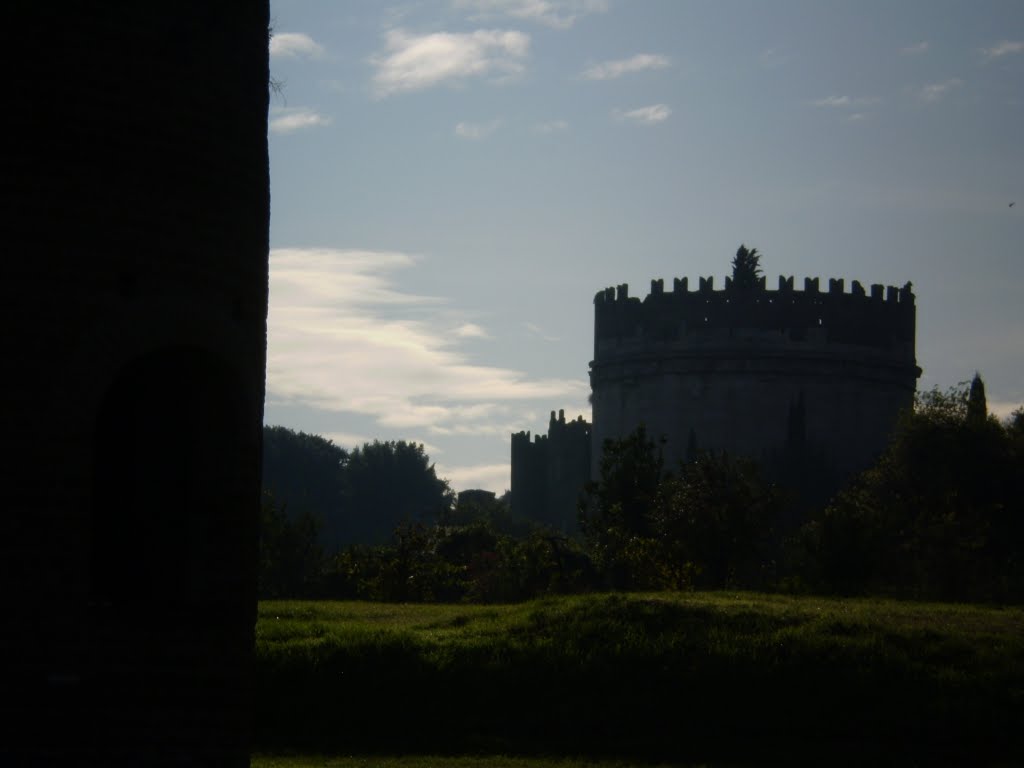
[594,274,916,363]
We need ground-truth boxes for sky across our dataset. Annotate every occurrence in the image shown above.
[265,0,1024,495]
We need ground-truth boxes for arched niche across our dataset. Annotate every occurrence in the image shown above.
[91,346,258,619]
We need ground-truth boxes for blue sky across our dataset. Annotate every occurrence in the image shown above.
[265,0,1023,494]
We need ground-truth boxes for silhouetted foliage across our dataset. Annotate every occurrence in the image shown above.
[316,519,593,603]
[344,440,456,545]
[796,377,1024,602]
[258,492,324,599]
[444,488,536,536]
[262,426,347,548]
[260,380,1024,603]
[730,243,763,291]
[578,425,666,589]
[262,427,455,550]
[659,452,784,589]
[579,426,784,590]
[967,370,988,427]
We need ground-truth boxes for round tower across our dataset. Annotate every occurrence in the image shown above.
[589,271,921,497]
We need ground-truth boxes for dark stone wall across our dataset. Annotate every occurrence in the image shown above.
[2,4,269,765]
[511,411,591,532]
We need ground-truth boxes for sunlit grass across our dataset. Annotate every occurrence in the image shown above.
[257,591,1024,675]
[254,592,1024,763]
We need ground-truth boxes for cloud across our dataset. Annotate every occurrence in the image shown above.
[524,322,559,342]
[454,323,490,338]
[901,41,929,55]
[581,53,670,80]
[269,32,325,59]
[267,248,586,436]
[920,78,962,103]
[455,119,501,139]
[321,431,374,450]
[269,108,332,134]
[614,104,671,124]
[371,28,530,96]
[434,462,510,494]
[812,95,877,108]
[454,0,608,29]
[813,95,851,108]
[532,119,569,134]
[990,401,1024,420]
[983,40,1024,58]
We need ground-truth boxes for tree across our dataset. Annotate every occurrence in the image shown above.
[259,492,324,598]
[730,244,763,291]
[578,425,666,589]
[657,452,783,589]
[262,428,456,550]
[262,426,348,550]
[344,440,456,545]
[579,426,784,590]
[802,380,1023,601]
[967,371,988,427]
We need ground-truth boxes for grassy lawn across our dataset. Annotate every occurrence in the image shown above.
[254,592,1024,764]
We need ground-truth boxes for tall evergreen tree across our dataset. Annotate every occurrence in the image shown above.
[731,244,763,291]
[967,371,988,427]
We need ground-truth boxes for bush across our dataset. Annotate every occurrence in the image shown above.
[798,381,1024,602]
[579,426,785,591]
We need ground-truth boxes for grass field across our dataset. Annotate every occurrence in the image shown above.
[254,592,1024,764]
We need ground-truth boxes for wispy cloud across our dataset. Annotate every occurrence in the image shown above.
[371,28,529,96]
[920,78,962,102]
[270,108,332,134]
[524,322,559,342]
[581,53,670,80]
[813,95,852,108]
[532,119,569,134]
[454,323,490,338]
[270,32,325,59]
[901,41,929,55]
[434,462,510,494]
[267,248,585,435]
[454,0,609,29]
[983,40,1023,59]
[613,104,671,125]
[455,119,501,139]
[812,95,877,108]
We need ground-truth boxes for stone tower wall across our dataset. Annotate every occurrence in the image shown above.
[590,275,920,488]
[3,5,270,765]
[511,410,591,532]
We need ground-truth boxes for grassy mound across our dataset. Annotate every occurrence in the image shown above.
[254,592,1024,763]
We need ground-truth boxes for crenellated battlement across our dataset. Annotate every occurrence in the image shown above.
[595,274,914,305]
[593,273,916,361]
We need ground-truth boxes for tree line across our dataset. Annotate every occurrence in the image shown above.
[260,374,1024,604]
[261,428,454,550]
